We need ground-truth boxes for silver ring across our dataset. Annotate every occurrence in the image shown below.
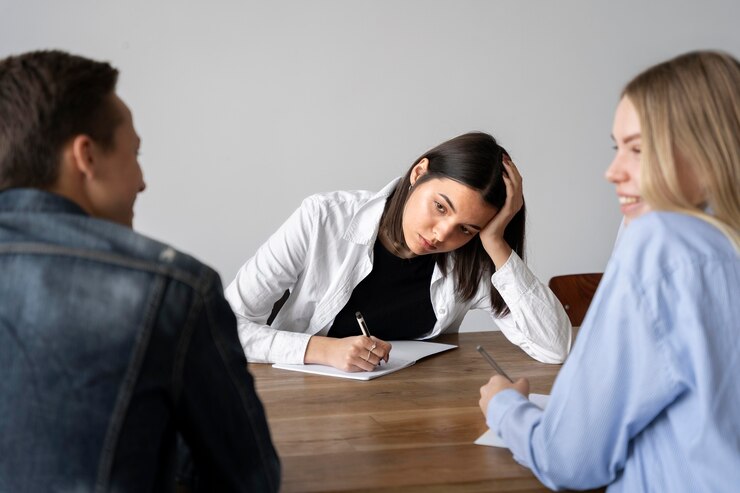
[370,343,377,351]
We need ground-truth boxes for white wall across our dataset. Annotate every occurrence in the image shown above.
[2,0,738,330]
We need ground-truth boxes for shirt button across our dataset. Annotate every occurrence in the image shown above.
[438,308,447,315]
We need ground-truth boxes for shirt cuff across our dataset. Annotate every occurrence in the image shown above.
[486,388,530,432]
[268,330,313,364]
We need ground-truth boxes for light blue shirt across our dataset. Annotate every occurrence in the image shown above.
[488,211,740,492]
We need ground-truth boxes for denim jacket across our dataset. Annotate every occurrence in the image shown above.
[0,189,280,492]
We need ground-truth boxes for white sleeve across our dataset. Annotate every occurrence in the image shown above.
[224,197,317,364]
[475,251,572,363]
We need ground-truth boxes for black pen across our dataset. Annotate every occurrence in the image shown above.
[355,311,372,338]
[476,345,513,383]
[355,311,382,366]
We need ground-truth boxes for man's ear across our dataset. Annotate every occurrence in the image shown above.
[410,157,429,186]
[50,135,99,215]
[69,134,98,179]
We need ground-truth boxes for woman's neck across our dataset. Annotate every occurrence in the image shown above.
[378,228,416,259]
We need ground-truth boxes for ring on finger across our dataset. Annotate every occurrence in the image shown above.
[370,342,377,351]
[366,349,373,361]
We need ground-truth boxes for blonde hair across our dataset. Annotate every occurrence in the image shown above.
[623,50,740,251]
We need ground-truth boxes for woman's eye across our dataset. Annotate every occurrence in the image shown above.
[631,147,641,154]
[434,201,445,213]
[460,226,472,236]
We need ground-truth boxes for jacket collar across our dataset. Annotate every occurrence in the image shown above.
[341,177,449,283]
[342,177,401,245]
[0,188,89,217]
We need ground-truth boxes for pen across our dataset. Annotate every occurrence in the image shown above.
[356,311,382,366]
[355,311,371,337]
[476,345,513,383]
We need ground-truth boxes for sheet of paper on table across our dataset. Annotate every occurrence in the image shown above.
[475,393,550,448]
[272,340,457,381]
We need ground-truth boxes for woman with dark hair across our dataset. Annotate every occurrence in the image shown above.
[226,132,571,371]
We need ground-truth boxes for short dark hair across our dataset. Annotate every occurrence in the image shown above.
[0,50,120,190]
[380,132,526,315]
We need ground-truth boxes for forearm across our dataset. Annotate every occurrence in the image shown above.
[304,334,332,365]
[490,252,572,363]
[236,315,312,364]
[481,236,513,271]
[488,390,573,491]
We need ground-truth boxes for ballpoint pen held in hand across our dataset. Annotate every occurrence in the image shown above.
[355,312,379,365]
[477,345,513,383]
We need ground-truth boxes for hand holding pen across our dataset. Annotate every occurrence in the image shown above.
[303,316,391,372]
[476,345,513,382]
[477,345,529,417]
[355,312,391,370]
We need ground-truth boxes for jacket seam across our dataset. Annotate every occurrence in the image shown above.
[0,242,200,288]
[172,274,210,402]
[94,275,168,491]
[204,288,279,491]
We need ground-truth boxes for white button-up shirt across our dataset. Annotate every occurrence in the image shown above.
[225,179,572,365]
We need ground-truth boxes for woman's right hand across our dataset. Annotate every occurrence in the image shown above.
[305,335,392,372]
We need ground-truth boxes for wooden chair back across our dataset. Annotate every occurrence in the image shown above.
[548,273,603,326]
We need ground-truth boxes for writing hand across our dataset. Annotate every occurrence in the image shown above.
[305,335,392,372]
[479,375,529,417]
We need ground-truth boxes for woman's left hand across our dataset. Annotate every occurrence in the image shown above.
[480,158,524,268]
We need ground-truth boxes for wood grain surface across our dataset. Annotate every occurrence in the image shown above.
[249,330,605,493]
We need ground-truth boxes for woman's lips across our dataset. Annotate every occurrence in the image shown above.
[419,234,437,251]
[618,195,643,215]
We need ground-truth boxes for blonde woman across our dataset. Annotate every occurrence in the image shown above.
[479,51,740,492]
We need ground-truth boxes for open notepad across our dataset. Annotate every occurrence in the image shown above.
[272,340,457,381]
[475,393,550,448]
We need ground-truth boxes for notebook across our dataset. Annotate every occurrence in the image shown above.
[272,340,457,381]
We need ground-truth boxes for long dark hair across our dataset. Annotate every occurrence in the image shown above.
[379,132,526,316]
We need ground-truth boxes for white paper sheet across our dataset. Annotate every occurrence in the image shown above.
[272,340,457,380]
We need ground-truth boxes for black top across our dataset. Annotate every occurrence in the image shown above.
[328,238,438,340]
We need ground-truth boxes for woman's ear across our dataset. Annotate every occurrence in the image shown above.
[410,158,429,186]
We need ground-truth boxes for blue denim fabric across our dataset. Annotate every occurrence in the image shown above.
[0,189,280,492]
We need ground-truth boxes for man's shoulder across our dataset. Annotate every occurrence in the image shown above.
[122,228,220,290]
[0,190,219,292]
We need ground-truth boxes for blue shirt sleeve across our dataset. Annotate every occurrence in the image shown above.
[487,220,684,490]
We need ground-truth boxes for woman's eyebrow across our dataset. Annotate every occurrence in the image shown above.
[439,193,456,212]
[611,133,641,144]
[439,193,483,230]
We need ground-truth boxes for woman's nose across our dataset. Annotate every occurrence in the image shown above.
[605,155,625,184]
[434,222,453,242]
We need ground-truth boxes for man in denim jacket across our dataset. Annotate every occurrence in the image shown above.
[0,50,280,492]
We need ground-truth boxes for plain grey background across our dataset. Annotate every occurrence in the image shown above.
[2,0,738,331]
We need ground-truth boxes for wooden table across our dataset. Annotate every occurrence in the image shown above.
[249,331,604,493]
